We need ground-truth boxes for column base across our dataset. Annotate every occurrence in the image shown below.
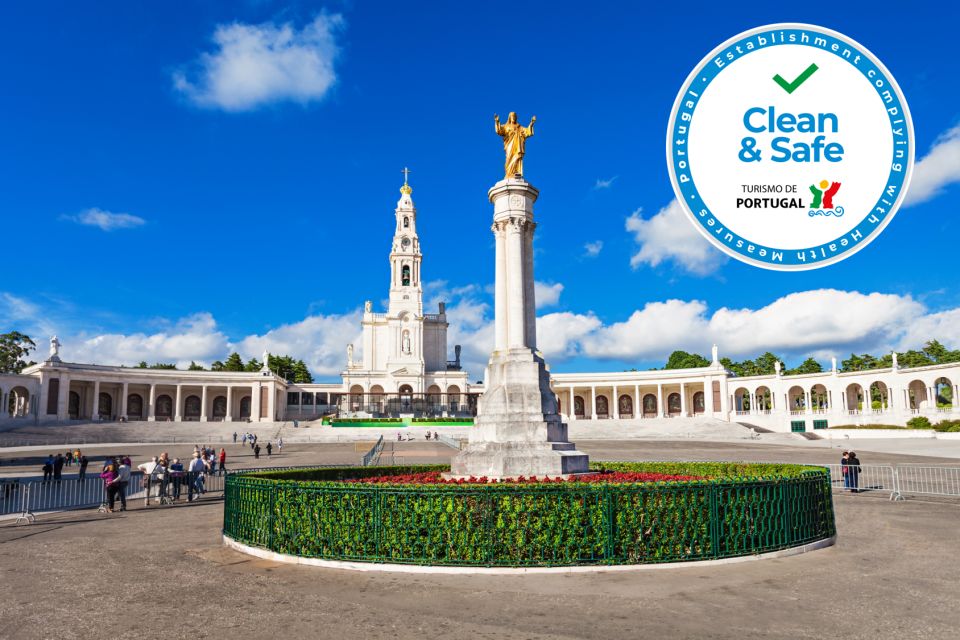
[200,417,208,422]
[452,347,589,480]
[174,415,182,422]
[225,415,233,422]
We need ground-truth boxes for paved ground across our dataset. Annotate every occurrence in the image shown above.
[1,441,958,639]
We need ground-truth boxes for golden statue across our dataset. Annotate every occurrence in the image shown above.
[494,112,536,178]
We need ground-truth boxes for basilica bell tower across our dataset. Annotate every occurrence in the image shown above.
[388,168,423,317]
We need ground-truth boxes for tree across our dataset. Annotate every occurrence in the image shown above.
[291,359,313,383]
[137,361,148,368]
[0,332,37,373]
[149,363,177,370]
[187,361,204,371]
[210,360,224,371]
[244,358,262,372]
[223,352,245,372]
[664,350,711,370]
[786,357,823,375]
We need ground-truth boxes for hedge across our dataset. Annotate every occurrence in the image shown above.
[223,462,835,567]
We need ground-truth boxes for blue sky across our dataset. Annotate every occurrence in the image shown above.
[2,1,959,381]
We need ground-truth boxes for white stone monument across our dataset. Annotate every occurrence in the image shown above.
[450,169,589,479]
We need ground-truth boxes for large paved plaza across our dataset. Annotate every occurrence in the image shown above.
[1,440,959,639]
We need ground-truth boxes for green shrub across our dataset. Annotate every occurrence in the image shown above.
[934,420,960,433]
[907,416,932,430]
[828,424,905,430]
[224,462,835,567]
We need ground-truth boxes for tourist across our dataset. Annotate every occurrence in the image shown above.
[266,442,272,457]
[397,433,402,442]
[188,452,205,500]
[156,457,170,503]
[100,462,119,513]
[42,455,54,482]
[242,433,247,445]
[115,458,130,511]
[425,431,431,440]
[254,443,261,459]
[233,432,238,443]
[840,451,850,490]
[64,450,72,467]
[78,454,89,482]
[138,456,159,507]
[219,448,226,474]
[53,454,65,482]
[277,438,283,454]
[848,452,862,493]
[169,458,184,500]
[433,431,438,440]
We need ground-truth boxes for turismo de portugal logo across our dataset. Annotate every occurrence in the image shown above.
[667,24,914,270]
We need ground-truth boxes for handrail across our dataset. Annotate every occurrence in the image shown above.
[360,435,385,467]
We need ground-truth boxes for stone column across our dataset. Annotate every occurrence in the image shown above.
[225,386,233,422]
[634,384,640,418]
[522,221,537,350]
[57,374,70,421]
[568,388,575,420]
[805,391,812,414]
[120,382,128,420]
[591,386,597,420]
[657,383,664,418]
[148,384,156,421]
[493,221,507,350]
[174,384,182,422]
[251,384,262,422]
[506,219,526,349]
[612,385,619,419]
[450,177,588,479]
[92,380,100,420]
[200,385,209,422]
[680,383,687,417]
[705,380,714,414]
[266,384,276,421]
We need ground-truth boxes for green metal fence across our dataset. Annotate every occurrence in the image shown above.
[222,465,835,567]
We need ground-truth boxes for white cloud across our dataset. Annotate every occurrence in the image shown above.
[583,240,603,258]
[62,208,145,231]
[626,200,726,276]
[65,313,230,368]
[905,123,960,206]
[534,281,563,309]
[235,311,362,377]
[173,14,344,111]
[594,176,617,190]
[6,286,954,382]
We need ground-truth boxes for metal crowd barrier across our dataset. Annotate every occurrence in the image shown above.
[1,469,228,523]
[813,463,902,500]
[893,465,960,498]
[360,435,385,467]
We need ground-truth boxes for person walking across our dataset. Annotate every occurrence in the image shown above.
[78,454,89,482]
[218,448,226,475]
[42,455,54,482]
[53,454,65,482]
[266,442,272,457]
[138,456,159,507]
[115,458,130,511]
[100,462,119,513]
[277,438,283,454]
[848,452,862,493]
[242,433,247,446]
[253,443,261,459]
[233,432,238,444]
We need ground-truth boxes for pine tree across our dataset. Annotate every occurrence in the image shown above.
[223,352,245,372]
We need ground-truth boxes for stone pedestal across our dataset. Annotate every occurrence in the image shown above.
[451,177,588,479]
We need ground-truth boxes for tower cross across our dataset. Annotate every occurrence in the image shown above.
[401,167,411,185]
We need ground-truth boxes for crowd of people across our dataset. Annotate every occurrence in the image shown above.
[97,445,227,513]
[233,432,282,460]
[41,450,90,482]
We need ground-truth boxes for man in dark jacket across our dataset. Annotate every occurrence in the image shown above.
[52,454,65,482]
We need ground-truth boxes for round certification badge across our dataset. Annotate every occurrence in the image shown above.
[666,24,914,270]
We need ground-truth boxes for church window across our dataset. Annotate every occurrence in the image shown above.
[402,265,411,286]
[403,217,409,228]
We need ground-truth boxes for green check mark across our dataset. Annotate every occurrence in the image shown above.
[773,63,818,94]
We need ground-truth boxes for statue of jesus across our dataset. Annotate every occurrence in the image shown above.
[495,112,536,178]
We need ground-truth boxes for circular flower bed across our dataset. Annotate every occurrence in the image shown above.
[223,462,835,568]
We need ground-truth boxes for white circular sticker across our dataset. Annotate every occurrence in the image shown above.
[667,24,914,270]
